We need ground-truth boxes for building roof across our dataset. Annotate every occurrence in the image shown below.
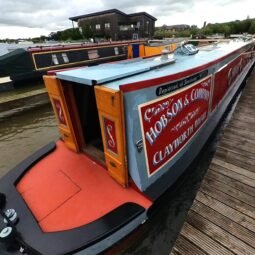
[69,9,157,22]
[128,12,157,21]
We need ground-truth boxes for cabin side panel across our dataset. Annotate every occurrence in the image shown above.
[122,73,214,192]
[144,43,177,57]
[122,42,254,196]
[33,45,127,71]
[212,49,254,111]
[43,75,80,152]
[95,86,128,187]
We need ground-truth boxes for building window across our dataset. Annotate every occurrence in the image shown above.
[88,49,99,59]
[52,54,59,65]
[119,25,131,31]
[114,47,119,55]
[105,23,110,29]
[146,21,150,33]
[133,33,138,40]
[96,24,101,30]
[137,22,140,28]
[62,53,69,63]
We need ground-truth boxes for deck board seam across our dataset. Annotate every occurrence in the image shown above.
[186,210,255,254]
[196,191,255,232]
[199,187,255,220]
[179,222,236,255]
[201,176,255,207]
[205,171,255,197]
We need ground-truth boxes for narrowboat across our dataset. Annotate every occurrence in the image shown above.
[0,40,176,86]
[0,38,254,255]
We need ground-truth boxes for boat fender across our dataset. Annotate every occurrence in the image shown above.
[0,193,6,210]
[3,209,19,225]
[0,226,16,244]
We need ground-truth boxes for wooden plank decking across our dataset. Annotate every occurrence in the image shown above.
[171,71,255,255]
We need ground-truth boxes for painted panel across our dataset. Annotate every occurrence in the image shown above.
[103,117,118,155]
[95,86,128,187]
[122,73,213,192]
[132,44,140,58]
[52,98,67,126]
[139,76,212,176]
[212,51,252,110]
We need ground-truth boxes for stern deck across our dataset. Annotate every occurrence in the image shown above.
[16,141,152,232]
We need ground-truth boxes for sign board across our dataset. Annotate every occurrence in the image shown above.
[52,98,67,126]
[103,117,118,155]
[139,76,212,176]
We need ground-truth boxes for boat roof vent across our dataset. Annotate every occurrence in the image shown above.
[175,42,199,55]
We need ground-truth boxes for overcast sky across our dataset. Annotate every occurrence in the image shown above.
[0,0,254,39]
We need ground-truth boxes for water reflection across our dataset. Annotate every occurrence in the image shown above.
[0,104,59,177]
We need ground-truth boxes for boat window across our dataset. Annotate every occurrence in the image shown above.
[52,54,59,65]
[62,53,69,63]
[88,49,99,59]
[114,47,119,55]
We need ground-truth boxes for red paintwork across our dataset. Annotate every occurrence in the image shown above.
[139,76,212,175]
[52,98,67,126]
[103,117,118,154]
[120,47,244,93]
[47,66,86,76]
[212,52,253,110]
[16,141,152,232]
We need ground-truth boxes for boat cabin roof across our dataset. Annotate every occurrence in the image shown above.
[56,40,249,90]
[56,57,176,86]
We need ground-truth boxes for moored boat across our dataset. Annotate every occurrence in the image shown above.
[0,40,177,85]
[0,38,254,254]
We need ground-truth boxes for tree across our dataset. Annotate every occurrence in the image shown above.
[201,26,213,35]
[248,20,255,34]
[190,25,199,36]
[48,28,83,41]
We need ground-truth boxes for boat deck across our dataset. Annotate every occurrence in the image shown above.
[170,70,255,255]
[16,141,152,232]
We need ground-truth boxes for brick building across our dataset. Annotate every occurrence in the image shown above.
[69,9,157,40]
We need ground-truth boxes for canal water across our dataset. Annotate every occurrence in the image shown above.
[0,83,237,255]
[0,103,59,177]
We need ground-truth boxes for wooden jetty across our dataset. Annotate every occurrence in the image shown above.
[171,71,255,255]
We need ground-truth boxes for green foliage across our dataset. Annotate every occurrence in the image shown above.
[249,20,255,34]
[155,17,255,39]
[201,18,255,36]
[49,28,83,41]
[154,29,191,38]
